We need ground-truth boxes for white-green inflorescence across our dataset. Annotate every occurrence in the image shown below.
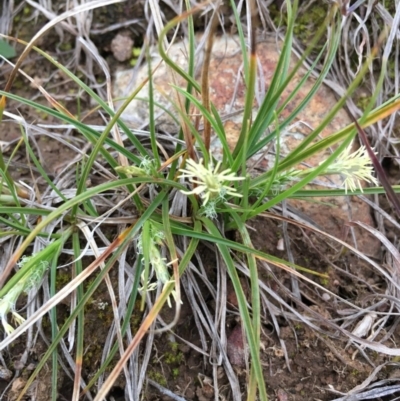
[178,158,245,215]
[115,156,156,177]
[270,144,377,194]
[322,145,378,193]
[137,225,179,307]
[0,256,49,335]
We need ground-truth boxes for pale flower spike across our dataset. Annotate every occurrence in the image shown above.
[0,282,26,335]
[324,145,378,193]
[178,158,245,205]
[0,256,49,335]
[138,224,180,308]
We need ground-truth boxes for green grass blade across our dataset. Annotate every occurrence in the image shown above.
[72,232,85,400]
[201,217,268,400]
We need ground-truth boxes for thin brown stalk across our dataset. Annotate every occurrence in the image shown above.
[201,7,219,153]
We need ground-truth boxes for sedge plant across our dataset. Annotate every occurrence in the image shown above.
[1,1,400,401]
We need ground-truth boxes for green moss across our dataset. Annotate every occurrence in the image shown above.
[132,47,141,57]
[383,0,396,14]
[294,6,327,42]
[164,351,183,365]
[270,3,329,49]
[59,42,72,51]
[84,298,113,327]
[129,58,138,67]
[356,94,373,112]
[41,315,51,330]
[294,323,303,331]
[129,47,142,66]
[55,270,71,291]
[130,301,144,332]
[13,78,24,89]
[38,111,49,120]
[164,342,183,365]
[320,276,329,287]
[172,368,179,379]
[148,341,184,387]
[148,370,167,386]
[83,342,103,368]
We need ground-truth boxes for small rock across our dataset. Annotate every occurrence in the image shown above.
[111,33,134,62]
[9,377,26,401]
[322,292,331,301]
[196,376,214,401]
[0,365,12,381]
[276,388,289,401]
[277,238,285,251]
[227,324,246,368]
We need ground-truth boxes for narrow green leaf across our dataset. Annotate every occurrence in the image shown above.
[0,40,16,59]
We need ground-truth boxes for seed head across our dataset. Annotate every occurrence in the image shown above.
[178,158,244,205]
[324,145,378,193]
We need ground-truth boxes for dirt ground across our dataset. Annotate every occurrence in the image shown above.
[1,2,400,401]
